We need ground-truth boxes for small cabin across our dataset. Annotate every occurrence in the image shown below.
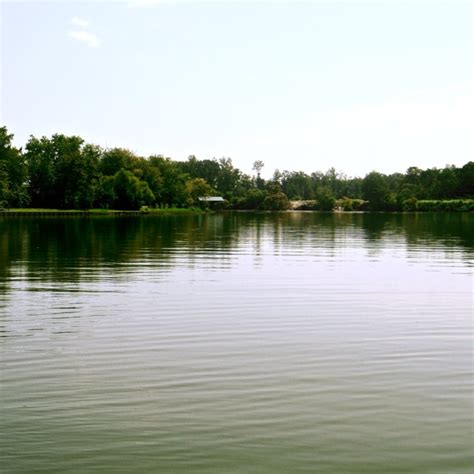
[198,196,225,203]
[197,196,225,209]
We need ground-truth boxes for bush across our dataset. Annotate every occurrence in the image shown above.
[401,197,418,211]
[335,197,366,211]
[416,199,474,212]
[315,187,335,211]
[262,191,290,210]
[234,189,267,210]
[339,197,353,211]
[351,199,366,211]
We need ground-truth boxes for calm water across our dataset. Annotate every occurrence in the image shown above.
[0,212,473,473]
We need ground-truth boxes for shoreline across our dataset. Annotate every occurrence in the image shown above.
[1,208,472,217]
[0,208,207,217]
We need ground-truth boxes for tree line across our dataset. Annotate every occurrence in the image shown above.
[1,126,473,211]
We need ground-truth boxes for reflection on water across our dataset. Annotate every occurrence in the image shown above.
[1,213,472,286]
[0,212,473,473]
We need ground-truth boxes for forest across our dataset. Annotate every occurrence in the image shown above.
[1,126,473,212]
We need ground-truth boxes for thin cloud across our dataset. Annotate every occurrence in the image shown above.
[129,0,167,5]
[126,0,342,6]
[68,30,101,48]
[68,16,101,48]
[71,16,89,28]
[127,0,268,5]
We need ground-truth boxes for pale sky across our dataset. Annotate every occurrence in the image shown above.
[1,0,472,178]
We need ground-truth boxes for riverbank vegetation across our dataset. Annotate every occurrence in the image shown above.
[1,126,473,212]
[1,207,204,216]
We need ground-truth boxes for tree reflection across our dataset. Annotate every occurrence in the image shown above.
[0,213,472,294]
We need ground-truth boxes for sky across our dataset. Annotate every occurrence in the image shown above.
[1,0,472,178]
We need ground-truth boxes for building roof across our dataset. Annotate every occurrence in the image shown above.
[198,196,225,202]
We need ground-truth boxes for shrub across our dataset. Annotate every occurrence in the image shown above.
[315,187,335,211]
[416,199,474,212]
[402,197,418,211]
[262,191,290,210]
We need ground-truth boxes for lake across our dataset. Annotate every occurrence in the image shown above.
[0,212,472,473]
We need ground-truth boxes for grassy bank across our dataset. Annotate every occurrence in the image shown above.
[0,207,206,216]
[332,198,474,212]
[2,201,473,215]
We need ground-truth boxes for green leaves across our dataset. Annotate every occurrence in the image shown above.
[0,126,28,208]
[362,172,390,211]
[1,125,473,212]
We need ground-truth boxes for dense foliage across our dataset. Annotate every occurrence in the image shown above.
[0,126,472,211]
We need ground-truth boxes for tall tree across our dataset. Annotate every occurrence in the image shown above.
[99,148,136,176]
[148,155,188,206]
[458,161,474,197]
[185,178,215,206]
[252,160,264,178]
[362,172,390,211]
[25,134,99,208]
[253,160,265,189]
[0,126,28,208]
[111,168,155,209]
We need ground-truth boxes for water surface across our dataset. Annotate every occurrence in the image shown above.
[1,212,473,473]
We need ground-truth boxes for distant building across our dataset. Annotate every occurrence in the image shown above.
[197,196,225,209]
[198,196,225,202]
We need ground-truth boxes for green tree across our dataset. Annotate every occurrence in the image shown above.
[280,171,314,200]
[216,157,242,199]
[112,169,155,210]
[180,156,220,188]
[362,172,390,211]
[24,136,54,207]
[262,190,290,210]
[99,148,136,176]
[243,182,289,210]
[0,127,29,208]
[95,175,116,208]
[458,161,474,196]
[253,160,264,177]
[148,155,188,206]
[134,157,163,203]
[324,167,339,195]
[185,178,215,206]
[25,134,100,208]
[253,160,265,189]
[315,186,336,211]
[235,189,267,210]
[58,141,101,208]
[0,160,7,208]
